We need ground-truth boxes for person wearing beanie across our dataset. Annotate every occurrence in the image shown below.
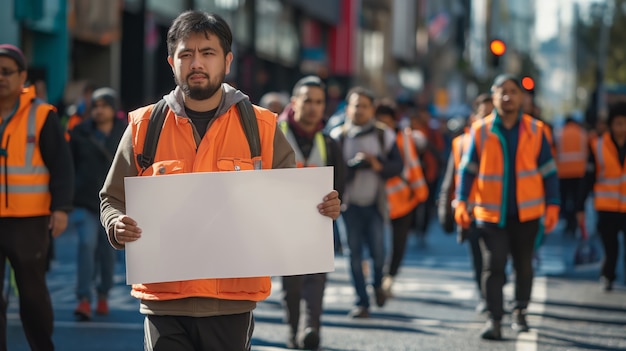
[67,87,126,320]
[576,101,626,292]
[0,43,74,350]
[455,74,560,340]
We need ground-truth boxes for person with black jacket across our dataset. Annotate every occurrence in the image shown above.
[68,87,127,320]
[278,76,345,350]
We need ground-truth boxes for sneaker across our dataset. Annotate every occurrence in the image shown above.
[511,309,529,332]
[480,319,502,340]
[475,300,487,314]
[348,306,370,319]
[374,287,387,307]
[601,277,613,292]
[74,299,91,321]
[301,327,320,350]
[96,298,109,315]
[382,275,394,297]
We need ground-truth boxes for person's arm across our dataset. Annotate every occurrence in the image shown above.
[456,131,478,203]
[99,126,137,249]
[379,142,403,179]
[271,124,296,169]
[327,137,346,201]
[437,154,456,231]
[576,145,596,213]
[537,134,560,206]
[39,110,74,213]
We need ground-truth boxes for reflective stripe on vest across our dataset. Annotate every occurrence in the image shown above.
[593,135,626,212]
[279,121,327,167]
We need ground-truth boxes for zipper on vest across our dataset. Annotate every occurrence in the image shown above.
[2,134,9,208]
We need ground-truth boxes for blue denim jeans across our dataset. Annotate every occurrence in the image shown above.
[71,208,116,301]
[343,204,385,308]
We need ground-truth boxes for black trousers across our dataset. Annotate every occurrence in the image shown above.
[387,208,416,277]
[282,273,326,338]
[597,211,626,282]
[466,225,483,297]
[559,177,581,234]
[144,312,254,351]
[0,216,54,351]
[479,218,539,321]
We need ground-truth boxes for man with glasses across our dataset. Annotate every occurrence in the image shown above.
[0,44,74,350]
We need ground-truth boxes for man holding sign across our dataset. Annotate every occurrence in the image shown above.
[100,11,339,351]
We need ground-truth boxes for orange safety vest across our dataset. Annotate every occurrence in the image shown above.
[386,128,428,219]
[591,132,626,213]
[469,113,547,225]
[128,101,277,302]
[452,131,477,208]
[0,88,54,217]
[557,123,588,179]
[64,113,84,141]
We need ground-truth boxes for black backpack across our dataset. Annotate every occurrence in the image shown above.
[136,98,261,172]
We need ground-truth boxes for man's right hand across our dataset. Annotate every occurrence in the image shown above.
[113,215,142,245]
[454,201,472,229]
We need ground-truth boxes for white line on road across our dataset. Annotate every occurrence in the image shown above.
[515,276,547,351]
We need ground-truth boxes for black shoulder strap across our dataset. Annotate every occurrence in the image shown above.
[137,99,168,171]
[236,98,261,158]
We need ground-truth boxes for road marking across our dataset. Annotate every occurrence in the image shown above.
[7,317,143,330]
[515,276,547,351]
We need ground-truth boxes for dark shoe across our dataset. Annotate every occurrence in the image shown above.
[601,277,613,292]
[74,299,91,321]
[375,287,387,307]
[480,319,502,340]
[475,300,487,314]
[301,328,320,350]
[511,309,529,333]
[348,306,370,319]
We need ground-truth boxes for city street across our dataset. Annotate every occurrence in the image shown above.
[6,220,625,351]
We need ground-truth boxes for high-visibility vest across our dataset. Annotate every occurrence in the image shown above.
[591,132,626,213]
[278,121,326,168]
[452,131,476,208]
[127,100,277,302]
[467,113,553,226]
[386,127,428,219]
[557,122,588,179]
[0,88,54,217]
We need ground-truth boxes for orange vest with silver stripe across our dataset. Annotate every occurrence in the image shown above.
[0,88,54,217]
[469,114,547,225]
[557,123,588,179]
[386,128,428,219]
[591,133,626,213]
[128,101,277,302]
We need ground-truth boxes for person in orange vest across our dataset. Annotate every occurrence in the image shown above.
[556,113,588,237]
[375,100,428,297]
[277,75,345,350]
[64,83,95,141]
[99,12,340,350]
[438,93,492,313]
[0,44,74,350]
[455,74,560,340]
[576,102,626,292]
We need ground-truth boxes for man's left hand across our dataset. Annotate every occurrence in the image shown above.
[318,190,341,220]
[49,210,68,238]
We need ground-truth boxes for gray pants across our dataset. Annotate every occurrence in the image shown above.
[282,273,327,337]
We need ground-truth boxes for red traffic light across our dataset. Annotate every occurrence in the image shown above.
[522,76,535,91]
[490,39,506,56]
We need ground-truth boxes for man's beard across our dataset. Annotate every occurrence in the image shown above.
[177,71,224,100]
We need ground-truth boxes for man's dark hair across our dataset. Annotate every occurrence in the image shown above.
[167,11,233,57]
[345,86,375,104]
[472,93,492,112]
[608,101,626,126]
[375,99,396,118]
[292,76,326,97]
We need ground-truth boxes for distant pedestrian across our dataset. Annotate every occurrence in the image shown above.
[0,43,74,350]
[278,76,345,350]
[455,74,560,340]
[330,87,403,318]
[576,101,626,292]
[68,87,126,320]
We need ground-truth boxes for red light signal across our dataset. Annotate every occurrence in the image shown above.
[522,76,535,91]
[490,39,507,56]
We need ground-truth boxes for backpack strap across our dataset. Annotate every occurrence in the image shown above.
[236,98,261,159]
[137,99,168,171]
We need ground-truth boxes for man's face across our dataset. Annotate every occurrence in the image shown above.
[0,56,26,100]
[346,93,374,126]
[168,32,233,101]
[292,85,325,127]
[611,115,626,141]
[91,99,115,124]
[492,80,522,115]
